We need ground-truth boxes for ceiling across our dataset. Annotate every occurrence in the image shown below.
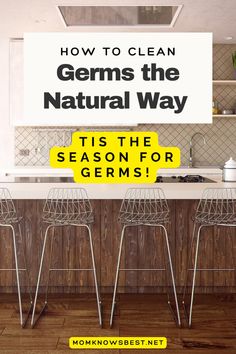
[0,0,236,43]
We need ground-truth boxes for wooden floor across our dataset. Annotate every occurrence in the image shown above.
[0,294,235,353]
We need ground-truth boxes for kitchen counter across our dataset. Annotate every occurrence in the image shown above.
[0,173,235,200]
[0,167,73,177]
[0,166,222,177]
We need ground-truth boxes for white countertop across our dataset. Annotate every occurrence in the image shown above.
[1,177,235,200]
[0,166,235,200]
[0,166,222,177]
[0,167,73,177]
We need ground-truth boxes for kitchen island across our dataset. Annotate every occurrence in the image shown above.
[0,169,235,295]
[0,168,230,199]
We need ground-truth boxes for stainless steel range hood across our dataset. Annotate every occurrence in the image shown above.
[58,5,183,27]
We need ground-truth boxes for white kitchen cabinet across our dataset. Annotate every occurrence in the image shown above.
[10,39,24,126]
[10,39,79,126]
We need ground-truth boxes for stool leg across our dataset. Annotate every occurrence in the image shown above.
[110,225,126,328]
[18,223,32,301]
[10,225,23,326]
[161,225,181,327]
[189,224,202,327]
[31,225,52,327]
[86,225,102,327]
[182,222,197,324]
[18,223,33,327]
[44,226,55,304]
[182,222,197,302]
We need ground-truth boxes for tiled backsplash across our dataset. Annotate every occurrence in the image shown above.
[15,128,76,166]
[15,118,236,167]
[15,44,236,167]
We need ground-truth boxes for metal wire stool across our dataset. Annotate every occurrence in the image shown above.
[182,188,236,327]
[0,188,32,327]
[31,188,102,327]
[110,188,181,327]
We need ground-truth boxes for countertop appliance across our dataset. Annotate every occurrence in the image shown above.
[155,175,216,183]
[222,157,236,182]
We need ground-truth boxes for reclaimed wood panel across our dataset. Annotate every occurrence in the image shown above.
[101,200,125,292]
[124,224,139,292]
[0,199,235,294]
[0,224,13,291]
[199,225,214,291]
[175,200,198,291]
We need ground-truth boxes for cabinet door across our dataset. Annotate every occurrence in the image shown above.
[10,39,24,126]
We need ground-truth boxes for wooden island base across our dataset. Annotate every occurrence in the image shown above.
[0,199,235,294]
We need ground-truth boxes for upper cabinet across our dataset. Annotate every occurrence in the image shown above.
[10,39,77,126]
[10,39,24,126]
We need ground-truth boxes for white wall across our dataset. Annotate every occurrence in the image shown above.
[0,38,14,168]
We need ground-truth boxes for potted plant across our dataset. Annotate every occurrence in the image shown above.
[232,51,236,79]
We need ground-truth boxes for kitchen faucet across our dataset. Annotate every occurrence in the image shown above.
[189,132,206,168]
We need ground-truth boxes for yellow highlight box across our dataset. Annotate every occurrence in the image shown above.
[50,132,180,183]
[69,336,167,349]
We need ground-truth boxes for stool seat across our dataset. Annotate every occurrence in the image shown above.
[195,212,236,225]
[42,213,94,225]
[0,189,23,225]
[194,189,236,225]
[42,188,94,225]
[0,215,23,225]
[119,212,169,225]
[118,188,170,225]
